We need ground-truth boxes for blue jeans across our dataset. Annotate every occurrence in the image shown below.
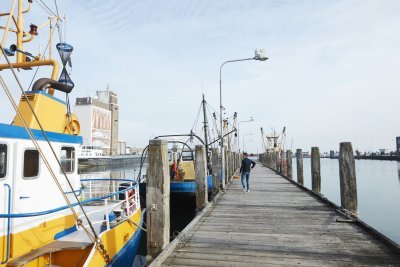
[241,172,250,190]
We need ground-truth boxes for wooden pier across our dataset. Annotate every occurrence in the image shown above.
[150,163,400,266]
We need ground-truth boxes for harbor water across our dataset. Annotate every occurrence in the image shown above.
[292,158,400,245]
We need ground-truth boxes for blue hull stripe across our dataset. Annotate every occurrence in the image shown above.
[107,209,145,267]
[0,123,82,144]
[54,224,77,240]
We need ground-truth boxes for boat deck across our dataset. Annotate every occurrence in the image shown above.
[58,204,120,243]
[158,164,400,266]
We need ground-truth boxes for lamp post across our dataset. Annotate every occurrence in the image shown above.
[219,48,268,190]
[237,117,254,153]
[242,133,253,153]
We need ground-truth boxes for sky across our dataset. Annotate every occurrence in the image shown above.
[1,0,400,153]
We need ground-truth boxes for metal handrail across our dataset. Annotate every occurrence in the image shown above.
[1,183,11,264]
[77,187,139,231]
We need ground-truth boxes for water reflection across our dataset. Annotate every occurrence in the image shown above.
[397,162,400,182]
[79,163,147,181]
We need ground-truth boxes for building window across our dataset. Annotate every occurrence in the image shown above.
[0,144,7,179]
[24,149,39,178]
[60,147,75,173]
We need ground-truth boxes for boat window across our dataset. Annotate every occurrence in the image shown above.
[181,151,193,161]
[0,144,7,179]
[60,147,75,173]
[23,149,39,178]
[168,151,172,162]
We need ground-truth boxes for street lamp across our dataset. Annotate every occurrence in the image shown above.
[237,117,254,153]
[219,48,268,190]
[242,133,253,153]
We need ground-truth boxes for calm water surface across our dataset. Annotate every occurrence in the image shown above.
[292,158,400,244]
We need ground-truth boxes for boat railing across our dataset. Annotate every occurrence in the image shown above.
[77,179,139,232]
[1,183,12,264]
[0,179,139,224]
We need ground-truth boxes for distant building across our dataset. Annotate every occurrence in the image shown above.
[396,137,400,155]
[118,140,126,155]
[73,89,119,155]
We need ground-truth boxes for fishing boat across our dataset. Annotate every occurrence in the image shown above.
[77,146,111,167]
[0,2,143,266]
[168,144,213,194]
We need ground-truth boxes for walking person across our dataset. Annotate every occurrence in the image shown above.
[240,152,256,192]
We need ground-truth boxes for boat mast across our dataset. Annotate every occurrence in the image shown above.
[202,94,210,169]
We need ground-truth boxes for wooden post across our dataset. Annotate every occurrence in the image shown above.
[296,149,304,185]
[224,150,229,184]
[271,152,274,169]
[267,152,271,168]
[311,147,321,193]
[230,151,233,179]
[234,152,238,173]
[234,153,237,170]
[275,151,280,171]
[339,142,358,215]
[146,139,170,261]
[286,150,292,179]
[195,145,208,210]
[211,148,219,196]
[280,150,285,174]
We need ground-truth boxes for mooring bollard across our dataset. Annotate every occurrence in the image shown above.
[146,139,170,261]
[339,142,358,215]
[211,148,219,196]
[286,150,292,179]
[296,149,304,185]
[195,145,208,210]
[311,147,321,193]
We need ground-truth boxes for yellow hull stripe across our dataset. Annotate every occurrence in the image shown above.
[0,214,76,267]
[87,208,142,266]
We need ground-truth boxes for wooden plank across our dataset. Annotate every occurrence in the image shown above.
[156,163,400,266]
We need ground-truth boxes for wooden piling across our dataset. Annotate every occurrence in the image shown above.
[230,151,233,179]
[280,150,285,174]
[275,151,280,171]
[296,149,304,185]
[224,150,229,184]
[339,142,358,215]
[311,147,321,193]
[146,139,170,261]
[286,150,292,179]
[195,145,208,210]
[211,148,219,195]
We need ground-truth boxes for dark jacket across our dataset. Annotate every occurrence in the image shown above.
[240,157,256,173]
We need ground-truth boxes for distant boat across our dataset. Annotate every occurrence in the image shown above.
[77,146,111,167]
[168,146,213,194]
